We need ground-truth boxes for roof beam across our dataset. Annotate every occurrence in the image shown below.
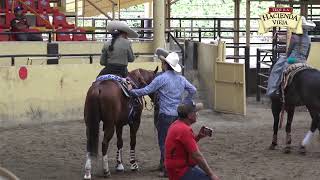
[85,0,112,19]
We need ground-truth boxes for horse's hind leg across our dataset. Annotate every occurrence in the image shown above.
[115,125,125,172]
[299,107,320,154]
[270,99,282,150]
[284,106,295,154]
[129,119,141,171]
[102,124,115,177]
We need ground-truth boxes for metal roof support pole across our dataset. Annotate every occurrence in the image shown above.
[245,0,250,51]
[153,0,166,50]
[75,0,78,26]
[234,0,240,62]
[107,0,117,20]
[85,0,112,19]
[166,0,171,30]
[118,0,120,19]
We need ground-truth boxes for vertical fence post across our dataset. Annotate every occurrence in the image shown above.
[48,32,52,43]
[256,48,261,101]
[179,19,182,37]
[11,57,15,66]
[217,19,221,38]
[245,46,249,95]
[89,55,93,64]
[214,19,217,39]
[198,28,201,42]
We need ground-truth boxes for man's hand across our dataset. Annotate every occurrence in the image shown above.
[127,84,133,91]
[209,174,220,180]
[196,126,209,141]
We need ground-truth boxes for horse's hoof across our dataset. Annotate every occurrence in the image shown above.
[130,162,139,171]
[84,173,91,180]
[299,146,306,155]
[116,163,125,172]
[269,144,277,150]
[283,146,291,154]
[103,170,111,178]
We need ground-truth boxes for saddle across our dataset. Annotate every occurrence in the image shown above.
[96,74,131,97]
[280,63,313,102]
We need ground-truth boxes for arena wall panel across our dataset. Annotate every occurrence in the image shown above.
[0,62,160,127]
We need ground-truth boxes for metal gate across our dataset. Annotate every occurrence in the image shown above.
[214,61,246,115]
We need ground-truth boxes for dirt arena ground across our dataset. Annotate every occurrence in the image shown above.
[2,98,320,180]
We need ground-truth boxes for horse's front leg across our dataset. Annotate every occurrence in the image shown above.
[270,99,282,150]
[129,117,141,171]
[115,125,125,172]
[300,107,319,154]
[284,106,295,153]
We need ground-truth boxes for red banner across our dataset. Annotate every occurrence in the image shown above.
[269,7,293,13]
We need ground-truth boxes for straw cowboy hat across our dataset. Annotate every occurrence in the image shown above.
[106,20,139,38]
[301,16,316,29]
[155,48,182,73]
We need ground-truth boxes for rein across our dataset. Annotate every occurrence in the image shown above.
[126,69,156,111]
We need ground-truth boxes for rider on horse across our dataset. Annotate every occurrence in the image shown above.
[98,20,138,77]
[267,16,316,98]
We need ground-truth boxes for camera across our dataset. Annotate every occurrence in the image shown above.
[201,126,213,137]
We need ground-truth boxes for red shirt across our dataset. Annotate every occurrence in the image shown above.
[165,119,198,180]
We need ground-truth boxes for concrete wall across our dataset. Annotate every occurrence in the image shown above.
[197,43,218,108]
[0,42,47,66]
[0,61,160,127]
[0,41,154,65]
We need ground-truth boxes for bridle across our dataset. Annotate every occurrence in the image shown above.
[126,69,155,111]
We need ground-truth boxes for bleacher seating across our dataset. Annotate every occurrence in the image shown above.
[36,11,51,29]
[37,0,53,13]
[0,12,15,29]
[53,10,75,29]
[21,0,35,13]
[6,0,19,12]
[72,27,88,41]
[0,1,87,41]
[56,28,71,41]
[0,29,9,41]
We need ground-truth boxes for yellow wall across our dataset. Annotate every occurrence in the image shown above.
[197,43,218,108]
[307,42,320,69]
[0,62,160,127]
[0,41,154,66]
[0,42,47,66]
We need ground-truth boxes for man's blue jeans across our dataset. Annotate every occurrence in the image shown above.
[156,113,177,170]
[181,166,210,180]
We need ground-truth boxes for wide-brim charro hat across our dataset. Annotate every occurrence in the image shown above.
[301,16,316,30]
[107,20,139,38]
[156,49,182,73]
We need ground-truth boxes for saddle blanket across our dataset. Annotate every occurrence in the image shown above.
[96,74,125,83]
[281,63,313,91]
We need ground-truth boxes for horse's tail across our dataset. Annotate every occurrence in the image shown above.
[84,85,101,157]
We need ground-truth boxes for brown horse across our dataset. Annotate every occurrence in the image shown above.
[83,67,158,179]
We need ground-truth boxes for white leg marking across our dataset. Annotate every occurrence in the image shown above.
[103,154,109,172]
[116,149,125,171]
[302,130,314,146]
[84,153,92,179]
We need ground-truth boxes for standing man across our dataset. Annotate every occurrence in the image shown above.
[165,101,220,180]
[128,48,197,177]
